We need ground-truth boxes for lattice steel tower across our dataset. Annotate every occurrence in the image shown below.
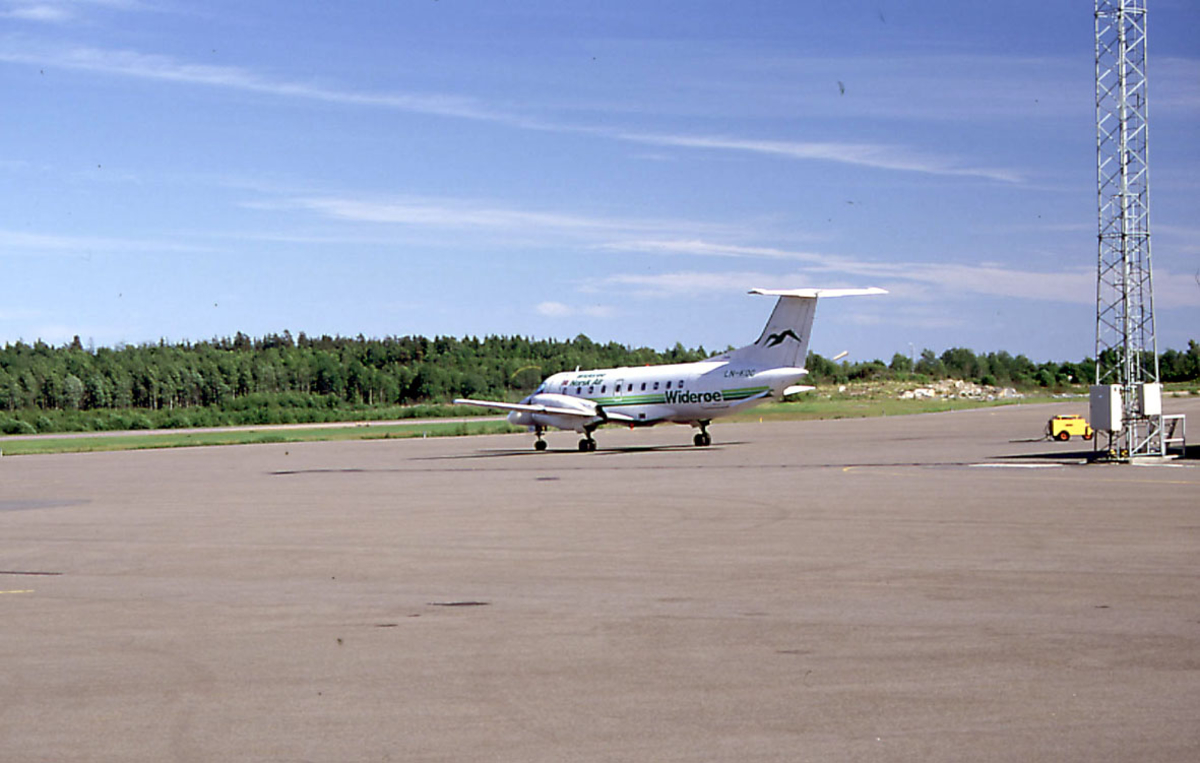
[1092,0,1163,458]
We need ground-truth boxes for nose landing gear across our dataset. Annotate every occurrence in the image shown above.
[693,421,712,447]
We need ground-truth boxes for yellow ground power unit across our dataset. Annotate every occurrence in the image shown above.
[1047,414,1094,442]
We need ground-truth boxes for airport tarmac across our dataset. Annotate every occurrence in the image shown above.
[2,400,1198,762]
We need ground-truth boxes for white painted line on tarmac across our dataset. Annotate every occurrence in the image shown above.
[968,463,1064,469]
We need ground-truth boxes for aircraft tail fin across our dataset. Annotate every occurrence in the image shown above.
[716,287,886,368]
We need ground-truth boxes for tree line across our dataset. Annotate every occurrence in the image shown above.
[1,331,1196,434]
[0,332,706,433]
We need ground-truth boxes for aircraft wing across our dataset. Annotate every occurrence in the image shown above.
[455,398,562,415]
[453,398,636,423]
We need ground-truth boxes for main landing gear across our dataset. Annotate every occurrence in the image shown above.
[577,423,599,452]
[530,429,596,452]
[693,421,712,447]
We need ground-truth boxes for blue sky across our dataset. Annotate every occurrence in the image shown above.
[3,1,1197,362]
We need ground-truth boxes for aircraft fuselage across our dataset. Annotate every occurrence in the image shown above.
[506,360,806,432]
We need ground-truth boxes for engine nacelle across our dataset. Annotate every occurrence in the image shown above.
[506,393,602,433]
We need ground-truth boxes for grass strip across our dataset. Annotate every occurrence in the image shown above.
[0,420,522,456]
[727,394,1060,422]
[1,393,1070,456]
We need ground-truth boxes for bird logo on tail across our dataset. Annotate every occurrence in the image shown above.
[763,329,801,347]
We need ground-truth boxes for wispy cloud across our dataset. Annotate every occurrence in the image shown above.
[1156,57,1200,113]
[2,1,145,24]
[4,3,72,22]
[279,195,722,240]
[0,40,509,121]
[590,260,1200,310]
[599,239,826,262]
[1,39,1024,182]
[593,271,783,298]
[0,228,215,254]
[611,131,1023,182]
[279,196,1187,309]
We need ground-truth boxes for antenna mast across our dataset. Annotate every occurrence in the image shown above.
[1091,0,1166,459]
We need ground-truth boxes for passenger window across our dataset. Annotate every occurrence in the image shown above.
[601,385,606,393]
[666,381,672,389]
[641,383,646,391]
[653,382,659,390]
[588,386,594,395]
[678,380,684,387]
[615,384,621,392]
[576,387,582,395]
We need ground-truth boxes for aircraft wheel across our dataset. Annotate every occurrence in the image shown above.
[580,438,597,452]
[694,433,712,447]
[589,439,598,452]
[535,440,547,451]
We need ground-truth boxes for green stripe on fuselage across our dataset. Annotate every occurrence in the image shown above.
[584,385,769,408]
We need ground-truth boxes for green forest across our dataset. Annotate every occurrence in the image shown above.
[1,331,1198,435]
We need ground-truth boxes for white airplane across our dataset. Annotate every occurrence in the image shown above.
[455,287,886,451]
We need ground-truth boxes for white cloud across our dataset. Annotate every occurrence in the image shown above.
[536,301,614,319]
[535,301,572,317]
